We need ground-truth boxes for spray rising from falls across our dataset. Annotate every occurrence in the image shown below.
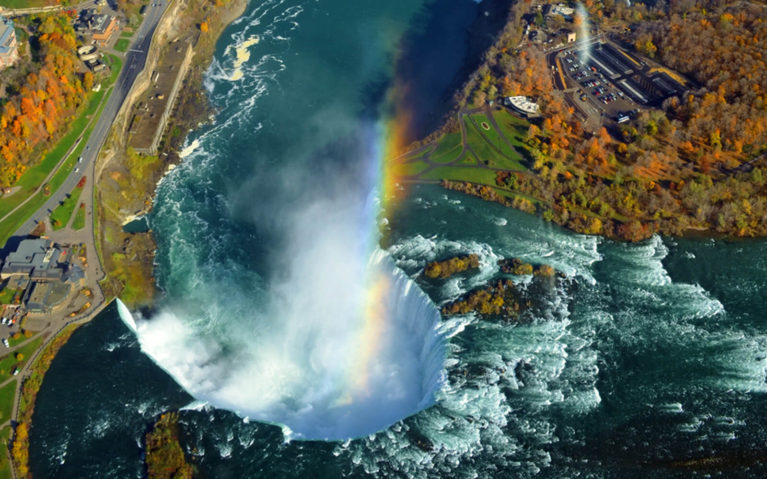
[118,119,446,440]
[576,3,592,64]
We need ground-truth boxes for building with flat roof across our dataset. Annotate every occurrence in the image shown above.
[0,239,62,279]
[0,239,85,314]
[0,16,18,69]
[93,16,117,46]
[505,96,541,118]
[550,4,574,21]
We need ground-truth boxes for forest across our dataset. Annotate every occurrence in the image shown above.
[0,13,90,188]
[440,0,767,241]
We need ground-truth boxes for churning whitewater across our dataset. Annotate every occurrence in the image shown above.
[28,0,767,478]
[117,250,446,440]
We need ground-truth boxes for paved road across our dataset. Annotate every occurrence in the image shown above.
[12,0,170,238]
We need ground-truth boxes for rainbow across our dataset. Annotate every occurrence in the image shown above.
[343,80,419,400]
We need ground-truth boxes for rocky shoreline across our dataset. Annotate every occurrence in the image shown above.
[95,0,248,309]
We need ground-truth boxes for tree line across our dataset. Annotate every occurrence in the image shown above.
[0,13,91,188]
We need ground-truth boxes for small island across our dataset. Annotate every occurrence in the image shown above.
[144,412,197,479]
[423,254,480,279]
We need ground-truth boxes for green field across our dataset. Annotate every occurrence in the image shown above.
[114,38,130,52]
[0,426,10,479]
[0,336,43,381]
[430,132,463,164]
[467,113,526,169]
[0,0,49,8]
[400,109,531,188]
[491,110,531,151]
[399,160,431,177]
[420,165,499,185]
[71,203,87,230]
[0,382,14,424]
[49,186,84,230]
[0,289,19,305]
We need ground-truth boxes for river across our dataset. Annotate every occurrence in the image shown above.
[29,0,767,477]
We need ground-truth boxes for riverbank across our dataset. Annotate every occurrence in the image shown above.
[95,0,248,309]
[396,1,767,242]
[5,3,250,478]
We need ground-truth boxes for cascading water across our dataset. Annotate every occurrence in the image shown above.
[117,246,445,440]
[117,92,447,442]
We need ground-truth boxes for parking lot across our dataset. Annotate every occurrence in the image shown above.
[557,40,688,126]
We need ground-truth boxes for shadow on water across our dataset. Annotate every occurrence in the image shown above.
[362,0,511,142]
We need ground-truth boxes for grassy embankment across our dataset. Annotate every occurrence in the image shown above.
[0,55,122,246]
[0,333,45,479]
[114,38,130,52]
[0,336,43,382]
[49,185,83,230]
[12,325,78,478]
[0,0,52,8]
[71,203,86,230]
[0,289,19,305]
[0,425,11,479]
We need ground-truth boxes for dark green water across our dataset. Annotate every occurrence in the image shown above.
[29,0,767,477]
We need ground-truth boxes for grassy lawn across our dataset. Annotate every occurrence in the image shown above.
[120,30,134,38]
[0,0,49,8]
[49,186,84,230]
[0,336,43,381]
[0,426,10,479]
[468,113,527,169]
[420,165,498,186]
[492,110,531,150]
[463,117,513,168]
[114,38,130,52]
[0,289,19,305]
[430,132,463,164]
[0,382,14,424]
[399,161,431,177]
[72,203,86,230]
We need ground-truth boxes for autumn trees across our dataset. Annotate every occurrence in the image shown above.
[0,14,88,187]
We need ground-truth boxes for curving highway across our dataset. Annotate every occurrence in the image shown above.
[13,0,170,237]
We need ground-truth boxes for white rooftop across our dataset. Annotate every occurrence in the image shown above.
[506,96,540,115]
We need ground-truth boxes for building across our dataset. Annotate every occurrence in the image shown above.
[75,10,118,46]
[566,30,576,43]
[504,96,541,118]
[0,239,63,280]
[92,16,117,46]
[550,4,575,21]
[0,16,18,69]
[0,239,85,314]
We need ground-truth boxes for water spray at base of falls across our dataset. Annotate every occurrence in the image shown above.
[118,249,446,441]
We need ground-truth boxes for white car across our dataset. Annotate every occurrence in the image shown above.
[75,167,80,173]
